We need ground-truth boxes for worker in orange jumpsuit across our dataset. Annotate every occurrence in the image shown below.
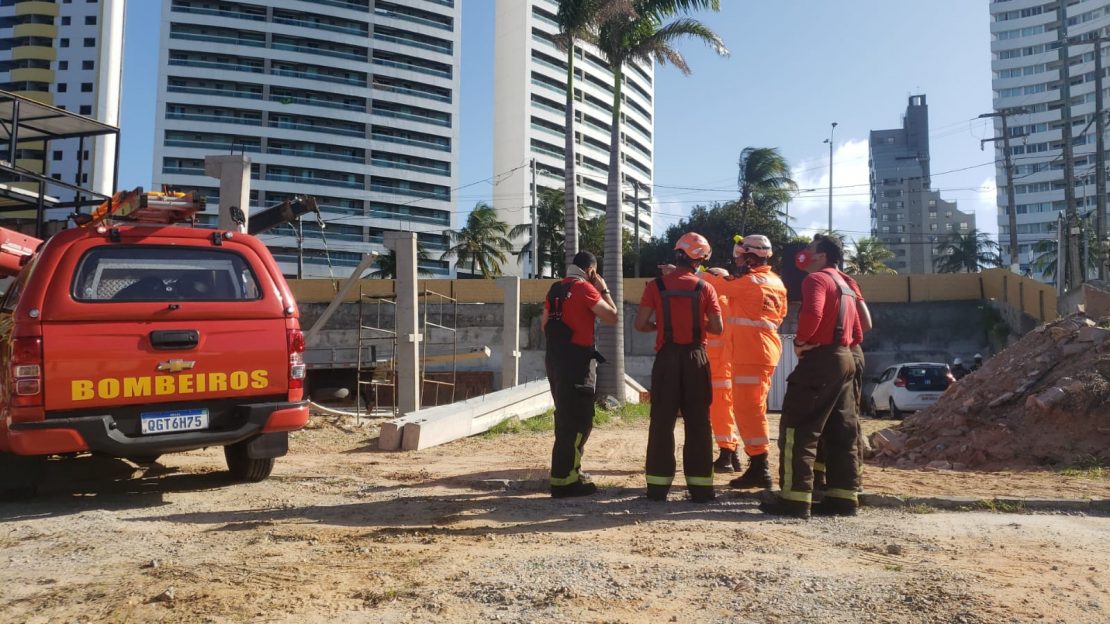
[705,235,788,490]
[704,287,739,472]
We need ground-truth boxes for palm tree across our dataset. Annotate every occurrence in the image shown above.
[933,229,1002,273]
[555,1,633,269]
[511,188,567,277]
[441,202,514,278]
[736,147,797,235]
[1029,238,1057,280]
[845,237,897,275]
[594,0,727,400]
[368,246,434,279]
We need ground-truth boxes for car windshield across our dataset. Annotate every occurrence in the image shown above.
[898,366,950,391]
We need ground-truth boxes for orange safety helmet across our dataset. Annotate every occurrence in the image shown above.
[675,232,712,261]
[734,234,773,258]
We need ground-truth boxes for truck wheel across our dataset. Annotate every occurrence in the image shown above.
[127,455,162,466]
[0,453,44,500]
[224,442,275,482]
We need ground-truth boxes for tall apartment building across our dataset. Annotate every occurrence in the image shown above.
[989,0,1110,276]
[0,0,124,196]
[870,95,976,274]
[492,0,654,276]
[152,0,460,278]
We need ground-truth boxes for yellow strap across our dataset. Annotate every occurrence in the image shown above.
[686,476,714,487]
[645,475,673,486]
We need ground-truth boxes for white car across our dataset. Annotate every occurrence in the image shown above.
[869,362,954,418]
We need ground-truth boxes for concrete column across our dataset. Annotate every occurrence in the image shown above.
[497,276,521,389]
[385,231,421,414]
[204,154,251,233]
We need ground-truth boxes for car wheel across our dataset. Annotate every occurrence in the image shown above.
[224,442,275,482]
[868,397,879,417]
[889,398,903,420]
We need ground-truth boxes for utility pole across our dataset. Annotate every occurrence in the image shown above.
[1057,3,1083,290]
[824,122,838,233]
[633,181,641,278]
[1057,211,1067,296]
[530,158,538,278]
[296,216,304,279]
[980,108,1026,273]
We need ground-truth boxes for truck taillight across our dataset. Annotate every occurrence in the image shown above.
[11,336,43,406]
[288,329,306,390]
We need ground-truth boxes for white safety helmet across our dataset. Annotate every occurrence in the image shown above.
[974,353,983,360]
[734,234,773,259]
[952,358,963,366]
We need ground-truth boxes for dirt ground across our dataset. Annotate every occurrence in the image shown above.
[1,413,1108,624]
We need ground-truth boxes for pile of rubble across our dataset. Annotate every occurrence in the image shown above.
[870,314,1110,471]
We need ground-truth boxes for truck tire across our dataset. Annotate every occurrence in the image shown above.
[223,442,275,482]
[127,455,162,466]
[0,453,44,500]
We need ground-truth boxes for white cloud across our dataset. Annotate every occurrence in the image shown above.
[789,139,871,243]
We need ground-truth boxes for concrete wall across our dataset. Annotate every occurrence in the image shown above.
[298,298,994,398]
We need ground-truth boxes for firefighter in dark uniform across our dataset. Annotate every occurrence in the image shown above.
[760,234,861,519]
[814,268,869,492]
[543,251,618,498]
[634,233,724,503]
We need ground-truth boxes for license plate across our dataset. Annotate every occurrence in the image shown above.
[140,408,209,435]
[917,394,939,402]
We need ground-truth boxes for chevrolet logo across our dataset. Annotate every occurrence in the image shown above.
[157,359,196,373]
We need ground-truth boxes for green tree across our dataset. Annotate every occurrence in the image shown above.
[736,147,797,235]
[555,0,633,268]
[368,246,434,279]
[511,188,567,277]
[441,202,514,278]
[933,229,1002,273]
[845,237,897,275]
[1030,227,1105,280]
[595,0,728,399]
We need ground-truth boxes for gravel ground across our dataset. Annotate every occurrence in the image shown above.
[0,414,1107,623]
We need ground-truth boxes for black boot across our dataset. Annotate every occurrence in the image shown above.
[813,497,858,517]
[551,479,598,499]
[730,451,742,472]
[758,495,810,520]
[728,453,773,489]
[646,484,669,501]
[713,448,736,473]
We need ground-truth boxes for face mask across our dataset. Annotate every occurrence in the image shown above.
[794,251,810,271]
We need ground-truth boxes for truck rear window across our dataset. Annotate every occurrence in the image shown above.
[72,246,261,302]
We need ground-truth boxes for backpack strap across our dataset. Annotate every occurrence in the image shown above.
[546,279,577,321]
[827,271,858,346]
[656,276,704,346]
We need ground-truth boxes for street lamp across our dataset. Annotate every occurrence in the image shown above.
[823,122,838,233]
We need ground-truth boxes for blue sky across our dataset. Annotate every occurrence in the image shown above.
[118,1,998,244]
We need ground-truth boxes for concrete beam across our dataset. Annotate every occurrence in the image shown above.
[204,154,252,233]
[384,231,421,415]
[496,276,521,389]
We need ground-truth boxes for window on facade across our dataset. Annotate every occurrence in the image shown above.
[82,60,94,70]
[928,199,937,207]
[61,16,71,25]
[58,60,68,70]
[960,222,969,231]
[60,38,69,47]
[85,15,96,25]
[81,82,93,92]
[930,223,938,231]
[928,211,937,219]
[79,105,91,115]
[52,151,62,161]
[946,223,954,231]
[57,83,67,92]
[83,37,96,47]
[945,211,953,218]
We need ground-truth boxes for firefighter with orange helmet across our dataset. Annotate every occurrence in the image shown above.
[710,234,788,490]
[634,232,724,502]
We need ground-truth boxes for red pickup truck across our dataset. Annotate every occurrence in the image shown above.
[0,220,308,496]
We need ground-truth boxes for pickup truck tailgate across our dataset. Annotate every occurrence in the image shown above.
[41,319,289,412]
